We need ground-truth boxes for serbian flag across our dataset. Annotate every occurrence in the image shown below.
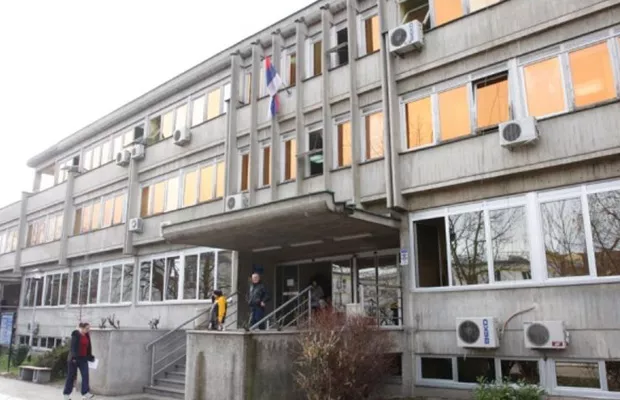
[265,56,283,119]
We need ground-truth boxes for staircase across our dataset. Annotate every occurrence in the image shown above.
[144,292,239,399]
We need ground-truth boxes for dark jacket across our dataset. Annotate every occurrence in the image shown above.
[248,282,270,308]
[68,330,94,361]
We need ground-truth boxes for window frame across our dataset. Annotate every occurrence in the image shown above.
[68,259,134,307]
[357,8,380,58]
[332,113,352,169]
[22,268,70,309]
[280,132,297,183]
[26,212,63,247]
[361,103,385,162]
[305,123,324,178]
[428,0,503,28]
[305,34,323,79]
[329,20,349,69]
[74,191,127,235]
[409,178,620,292]
[259,141,271,188]
[549,360,620,397]
[282,48,297,88]
[136,247,229,304]
[518,29,620,119]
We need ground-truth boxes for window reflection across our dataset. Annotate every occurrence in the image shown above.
[449,211,489,285]
[490,207,531,281]
[541,199,589,278]
[588,190,620,277]
[331,261,353,312]
[556,361,600,388]
[357,254,401,326]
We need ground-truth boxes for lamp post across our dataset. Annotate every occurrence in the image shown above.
[28,269,42,348]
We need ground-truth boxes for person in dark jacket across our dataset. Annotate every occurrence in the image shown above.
[248,273,270,330]
[63,322,95,400]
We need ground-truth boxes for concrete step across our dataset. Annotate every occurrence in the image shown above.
[145,385,185,399]
[166,370,186,379]
[155,377,186,390]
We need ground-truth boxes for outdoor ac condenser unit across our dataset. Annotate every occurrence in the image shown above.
[115,149,131,167]
[524,321,569,349]
[131,144,145,160]
[173,128,191,146]
[225,193,249,212]
[128,218,144,233]
[499,117,539,148]
[456,317,500,348]
[388,21,424,55]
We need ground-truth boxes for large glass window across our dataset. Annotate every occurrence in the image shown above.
[307,128,324,177]
[475,73,509,129]
[331,260,353,312]
[421,357,453,380]
[206,88,222,120]
[69,262,133,305]
[199,165,215,202]
[588,190,620,277]
[183,170,198,207]
[74,193,125,234]
[439,85,470,141]
[283,138,297,181]
[364,111,384,160]
[524,57,566,117]
[357,254,401,326]
[191,96,206,127]
[500,360,540,384]
[569,43,615,108]
[405,96,433,149]
[457,357,496,383]
[336,120,352,168]
[490,207,531,282]
[449,211,488,286]
[556,361,600,388]
[364,16,380,55]
[165,257,180,301]
[216,251,233,293]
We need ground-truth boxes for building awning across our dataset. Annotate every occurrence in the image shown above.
[162,192,400,263]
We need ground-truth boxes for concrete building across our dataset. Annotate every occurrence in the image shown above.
[2,0,620,398]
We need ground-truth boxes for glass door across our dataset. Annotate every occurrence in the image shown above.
[275,265,299,327]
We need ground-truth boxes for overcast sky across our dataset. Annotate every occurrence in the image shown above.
[0,0,313,208]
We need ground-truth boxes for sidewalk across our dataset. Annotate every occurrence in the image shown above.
[0,376,166,400]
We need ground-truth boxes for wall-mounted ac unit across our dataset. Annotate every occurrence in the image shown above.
[456,317,499,348]
[524,321,569,349]
[225,193,249,212]
[388,20,424,55]
[131,144,145,160]
[115,150,131,167]
[128,218,144,233]
[173,128,191,146]
[499,117,539,148]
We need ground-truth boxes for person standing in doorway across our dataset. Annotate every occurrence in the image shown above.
[309,280,325,312]
[248,273,270,330]
[63,322,95,400]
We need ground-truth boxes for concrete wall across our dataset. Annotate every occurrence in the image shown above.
[89,329,164,396]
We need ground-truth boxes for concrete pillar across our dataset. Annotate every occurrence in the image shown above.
[249,42,262,205]
[58,170,77,266]
[32,172,42,193]
[270,31,283,202]
[346,0,362,206]
[225,52,241,201]
[13,192,29,274]
[398,215,415,398]
[124,147,140,255]
[294,18,307,196]
[321,5,334,191]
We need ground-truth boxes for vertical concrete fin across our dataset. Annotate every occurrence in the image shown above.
[226,52,242,202]
[295,19,307,196]
[58,171,76,266]
[13,192,29,274]
[249,43,262,206]
[270,32,283,202]
[347,0,362,206]
[321,5,334,192]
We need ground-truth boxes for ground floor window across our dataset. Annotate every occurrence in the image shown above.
[70,261,134,306]
[139,248,232,303]
[357,253,402,326]
[23,271,69,307]
[553,360,620,393]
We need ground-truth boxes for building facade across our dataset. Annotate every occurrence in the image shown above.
[1,0,620,397]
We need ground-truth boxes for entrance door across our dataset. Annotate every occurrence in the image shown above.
[275,265,299,327]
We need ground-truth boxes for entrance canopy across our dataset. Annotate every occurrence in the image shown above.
[162,192,400,263]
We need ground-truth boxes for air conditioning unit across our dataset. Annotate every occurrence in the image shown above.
[115,150,131,167]
[524,321,569,349]
[225,193,249,212]
[173,128,191,146]
[499,117,539,148]
[128,217,143,233]
[456,317,500,348]
[131,144,145,160]
[388,21,424,55]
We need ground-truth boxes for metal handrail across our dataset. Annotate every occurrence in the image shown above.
[145,291,238,350]
[249,286,312,331]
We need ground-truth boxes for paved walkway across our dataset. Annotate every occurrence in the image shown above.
[0,376,164,400]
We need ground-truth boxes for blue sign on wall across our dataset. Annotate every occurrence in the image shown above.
[0,313,14,346]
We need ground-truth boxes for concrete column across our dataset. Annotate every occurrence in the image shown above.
[249,42,262,205]
[13,192,29,274]
[294,18,307,196]
[225,53,241,201]
[380,0,405,210]
[270,32,283,201]
[123,152,140,255]
[321,5,334,191]
[58,170,76,266]
[398,216,415,398]
[31,172,41,193]
[346,0,362,206]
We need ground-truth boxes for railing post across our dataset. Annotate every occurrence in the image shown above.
[150,344,155,386]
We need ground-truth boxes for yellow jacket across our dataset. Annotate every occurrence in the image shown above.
[215,296,227,323]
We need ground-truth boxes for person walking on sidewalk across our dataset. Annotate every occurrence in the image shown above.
[63,322,95,400]
[248,273,270,330]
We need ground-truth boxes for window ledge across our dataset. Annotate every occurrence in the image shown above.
[24,239,61,249]
[535,97,620,123]
[67,302,132,309]
[360,157,385,166]
[356,50,380,62]
[331,165,352,173]
[136,299,213,306]
[328,63,349,73]
[257,185,271,191]
[302,74,322,84]
[277,179,296,186]
[72,223,126,237]
[413,274,620,294]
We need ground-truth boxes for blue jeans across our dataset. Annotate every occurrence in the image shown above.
[63,357,89,395]
[250,306,266,330]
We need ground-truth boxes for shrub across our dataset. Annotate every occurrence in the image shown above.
[474,378,545,400]
[294,312,394,400]
[10,344,30,367]
[32,342,70,379]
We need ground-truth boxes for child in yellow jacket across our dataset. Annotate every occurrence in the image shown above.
[209,290,227,331]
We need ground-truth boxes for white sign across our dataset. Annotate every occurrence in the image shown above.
[0,313,14,346]
[399,249,409,266]
[286,279,295,287]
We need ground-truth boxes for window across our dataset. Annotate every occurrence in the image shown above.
[449,211,489,285]
[140,249,229,302]
[175,104,187,132]
[500,360,540,384]
[457,357,495,383]
[153,181,166,215]
[363,110,384,160]
[569,42,616,107]
[0,228,18,254]
[474,73,509,129]
[283,137,297,181]
[357,254,402,326]
[92,146,101,169]
[490,207,530,282]
[223,83,231,113]
[165,177,179,212]
[438,85,470,141]
[101,141,112,165]
[555,361,600,389]
[307,38,322,78]
[70,261,133,305]
[363,15,380,55]
[23,274,66,307]
[56,155,80,184]
[215,162,225,198]
[523,57,565,117]
[83,149,92,171]
[240,71,252,104]
[433,0,463,26]
[286,52,297,87]
[588,190,620,277]
[141,178,179,217]
[261,145,271,187]
[161,110,174,139]
[421,357,453,380]
[405,96,433,149]
[207,88,222,120]
[336,120,352,167]
[240,152,250,192]
[330,26,349,68]
[400,0,430,26]
[191,160,225,203]
[74,193,125,234]
[306,127,324,177]
[191,95,206,127]
[183,170,198,207]
[199,165,215,202]
[469,0,502,12]
[419,356,523,386]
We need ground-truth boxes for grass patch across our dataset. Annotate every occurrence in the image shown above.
[0,353,21,377]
